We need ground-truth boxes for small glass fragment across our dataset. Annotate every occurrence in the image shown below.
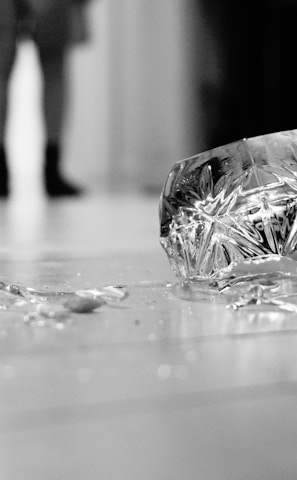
[63,295,105,313]
[75,285,129,303]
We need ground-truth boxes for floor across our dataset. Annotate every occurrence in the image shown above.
[0,192,297,480]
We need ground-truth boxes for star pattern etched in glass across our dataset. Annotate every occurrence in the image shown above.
[159,130,297,281]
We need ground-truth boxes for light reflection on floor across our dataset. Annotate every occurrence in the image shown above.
[0,192,161,260]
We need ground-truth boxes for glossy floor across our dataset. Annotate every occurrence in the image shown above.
[0,193,297,480]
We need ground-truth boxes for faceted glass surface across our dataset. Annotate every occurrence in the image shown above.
[159,130,297,281]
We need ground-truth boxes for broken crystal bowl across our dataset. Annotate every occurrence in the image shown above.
[159,130,297,282]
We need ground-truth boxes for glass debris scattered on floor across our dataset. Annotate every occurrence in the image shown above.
[175,255,297,314]
[2,256,297,330]
[0,282,129,326]
[214,256,297,312]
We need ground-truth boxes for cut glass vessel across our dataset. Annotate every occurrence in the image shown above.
[159,130,297,281]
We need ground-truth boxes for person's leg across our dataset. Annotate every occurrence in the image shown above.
[0,2,17,196]
[39,48,66,145]
[31,0,82,196]
[38,46,82,196]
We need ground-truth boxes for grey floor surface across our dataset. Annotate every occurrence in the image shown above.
[0,193,296,480]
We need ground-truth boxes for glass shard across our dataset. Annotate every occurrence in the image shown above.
[159,130,297,281]
[0,282,129,326]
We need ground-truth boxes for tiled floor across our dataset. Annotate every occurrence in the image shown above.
[0,193,297,479]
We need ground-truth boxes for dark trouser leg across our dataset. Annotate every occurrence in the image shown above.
[38,48,83,197]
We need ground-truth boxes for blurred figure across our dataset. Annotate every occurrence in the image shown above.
[198,0,297,149]
[0,0,90,198]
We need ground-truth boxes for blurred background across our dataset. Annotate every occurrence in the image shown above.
[5,0,209,198]
[4,0,297,198]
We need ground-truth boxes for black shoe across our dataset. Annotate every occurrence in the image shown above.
[44,143,83,198]
[0,145,9,198]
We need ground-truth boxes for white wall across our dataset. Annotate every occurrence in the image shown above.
[104,0,202,192]
[65,0,109,190]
